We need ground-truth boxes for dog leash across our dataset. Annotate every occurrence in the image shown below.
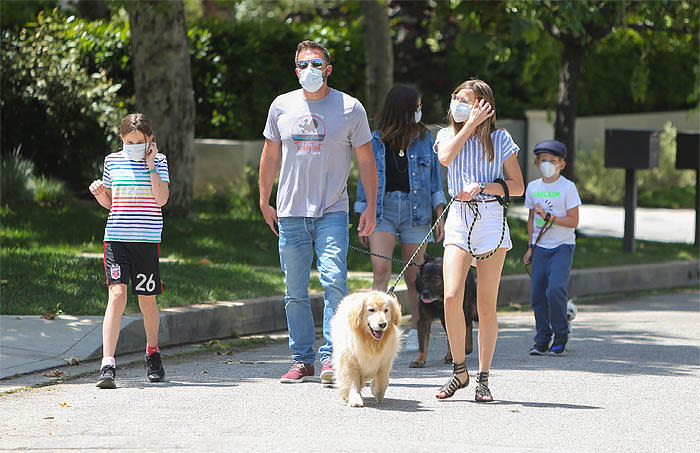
[465,178,510,261]
[387,197,456,295]
[524,213,555,276]
[348,244,420,267]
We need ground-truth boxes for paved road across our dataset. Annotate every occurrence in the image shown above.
[1,290,698,452]
[509,204,696,244]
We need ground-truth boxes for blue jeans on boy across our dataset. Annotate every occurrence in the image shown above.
[278,211,349,365]
[530,244,575,344]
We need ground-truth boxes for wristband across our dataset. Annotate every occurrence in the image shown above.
[544,213,551,222]
[146,168,157,174]
[528,244,535,249]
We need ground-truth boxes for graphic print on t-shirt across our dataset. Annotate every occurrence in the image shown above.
[535,198,555,226]
[292,114,326,154]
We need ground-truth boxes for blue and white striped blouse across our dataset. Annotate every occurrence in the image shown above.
[433,127,519,201]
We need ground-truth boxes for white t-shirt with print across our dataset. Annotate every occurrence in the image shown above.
[524,175,581,249]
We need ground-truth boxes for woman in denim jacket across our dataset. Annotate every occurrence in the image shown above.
[355,85,446,352]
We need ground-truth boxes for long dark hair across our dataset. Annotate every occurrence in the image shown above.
[377,85,425,151]
[447,79,496,162]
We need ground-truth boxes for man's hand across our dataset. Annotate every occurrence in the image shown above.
[260,204,279,236]
[89,179,106,197]
[357,207,376,238]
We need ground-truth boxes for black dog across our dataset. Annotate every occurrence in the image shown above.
[409,255,477,368]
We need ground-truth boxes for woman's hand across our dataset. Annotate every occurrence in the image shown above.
[434,217,445,242]
[456,182,481,201]
[359,235,369,248]
[523,248,533,265]
[465,98,495,130]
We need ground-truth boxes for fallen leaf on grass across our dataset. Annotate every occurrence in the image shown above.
[59,402,70,408]
[199,258,213,265]
[43,369,66,378]
[41,313,56,320]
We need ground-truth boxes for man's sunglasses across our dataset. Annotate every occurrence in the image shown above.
[296,58,324,69]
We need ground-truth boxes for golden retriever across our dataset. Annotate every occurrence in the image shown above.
[330,291,402,407]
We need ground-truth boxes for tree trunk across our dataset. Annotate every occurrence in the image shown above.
[129,0,195,217]
[554,41,585,182]
[360,0,393,125]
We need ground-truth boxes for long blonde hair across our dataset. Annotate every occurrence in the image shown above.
[447,79,496,162]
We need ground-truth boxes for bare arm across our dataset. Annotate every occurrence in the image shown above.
[145,142,169,206]
[550,205,579,229]
[523,208,535,264]
[437,99,494,167]
[259,139,282,236]
[354,140,377,237]
[89,180,112,210]
[480,153,525,198]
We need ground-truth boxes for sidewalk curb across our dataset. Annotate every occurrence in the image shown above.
[107,260,699,359]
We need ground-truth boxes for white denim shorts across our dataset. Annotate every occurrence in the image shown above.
[444,200,512,260]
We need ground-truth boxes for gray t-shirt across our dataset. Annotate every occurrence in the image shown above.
[263,88,372,218]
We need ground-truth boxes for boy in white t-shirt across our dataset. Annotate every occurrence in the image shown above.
[523,140,581,356]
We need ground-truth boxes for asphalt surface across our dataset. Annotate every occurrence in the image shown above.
[1,290,698,452]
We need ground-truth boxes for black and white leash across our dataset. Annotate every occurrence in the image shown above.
[386,197,456,294]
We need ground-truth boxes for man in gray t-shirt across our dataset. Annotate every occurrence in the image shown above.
[259,40,378,385]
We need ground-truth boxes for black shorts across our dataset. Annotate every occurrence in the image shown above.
[104,242,162,295]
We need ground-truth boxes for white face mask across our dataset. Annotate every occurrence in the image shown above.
[123,143,146,161]
[540,161,558,178]
[414,108,422,123]
[450,98,473,122]
[298,66,325,93]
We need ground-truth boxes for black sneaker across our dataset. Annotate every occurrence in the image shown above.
[145,352,165,382]
[96,365,116,389]
[529,342,549,355]
[549,335,568,355]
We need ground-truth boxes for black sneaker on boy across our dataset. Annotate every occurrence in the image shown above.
[145,352,166,382]
[529,342,549,356]
[96,365,116,389]
[549,334,568,355]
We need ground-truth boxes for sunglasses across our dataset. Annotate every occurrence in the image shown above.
[297,58,324,69]
[451,94,474,104]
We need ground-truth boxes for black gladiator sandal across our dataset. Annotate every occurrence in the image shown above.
[475,371,493,402]
[436,360,468,399]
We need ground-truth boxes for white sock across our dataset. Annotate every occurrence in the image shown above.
[101,357,116,368]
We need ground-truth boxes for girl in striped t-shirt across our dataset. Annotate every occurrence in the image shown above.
[88,113,170,389]
[433,79,524,401]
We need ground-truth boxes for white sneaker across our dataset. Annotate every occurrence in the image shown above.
[404,329,419,352]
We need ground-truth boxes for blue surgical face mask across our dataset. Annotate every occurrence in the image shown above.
[450,98,473,122]
[298,66,324,93]
[123,143,146,161]
[414,108,422,123]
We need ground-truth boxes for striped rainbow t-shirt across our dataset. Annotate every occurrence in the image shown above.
[102,151,170,243]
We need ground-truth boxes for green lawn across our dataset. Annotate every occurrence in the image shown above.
[1,200,697,315]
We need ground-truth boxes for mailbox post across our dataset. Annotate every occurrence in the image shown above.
[605,129,660,252]
[676,132,699,246]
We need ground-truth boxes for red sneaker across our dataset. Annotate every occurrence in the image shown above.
[320,361,335,385]
[280,362,314,383]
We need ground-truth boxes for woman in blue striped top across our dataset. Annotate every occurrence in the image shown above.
[434,79,524,401]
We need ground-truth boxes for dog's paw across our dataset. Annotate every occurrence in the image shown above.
[409,360,425,368]
[348,392,364,407]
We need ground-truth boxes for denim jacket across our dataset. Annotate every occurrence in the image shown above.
[355,129,447,226]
